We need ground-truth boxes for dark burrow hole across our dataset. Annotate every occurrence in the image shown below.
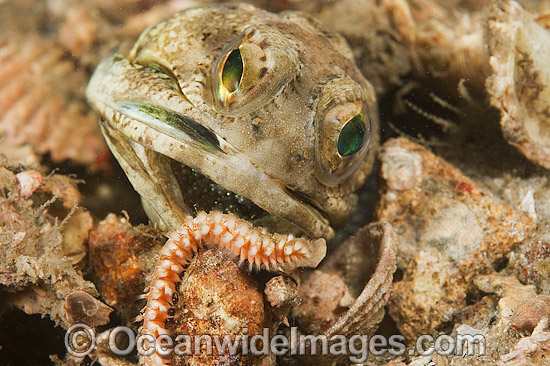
[492,256,509,272]
[392,268,404,282]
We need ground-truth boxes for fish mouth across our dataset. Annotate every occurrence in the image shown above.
[89,95,334,238]
[171,161,323,236]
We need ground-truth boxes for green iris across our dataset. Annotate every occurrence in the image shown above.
[337,114,366,156]
[221,49,243,93]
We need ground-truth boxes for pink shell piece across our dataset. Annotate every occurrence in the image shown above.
[15,170,42,199]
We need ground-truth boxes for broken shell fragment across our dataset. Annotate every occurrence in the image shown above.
[487,0,550,169]
[474,274,537,324]
[500,318,550,366]
[511,295,550,334]
[0,35,109,170]
[294,271,355,334]
[394,0,490,92]
[15,169,42,199]
[294,221,397,364]
[377,138,536,340]
[65,290,113,327]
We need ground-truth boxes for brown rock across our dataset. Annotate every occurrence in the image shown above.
[171,249,272,366]
[88,213,163,318]
[264,275,298,310]
[378,138,536,340]
[513,237,550,294]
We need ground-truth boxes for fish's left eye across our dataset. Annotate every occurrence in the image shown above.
[315,101,372,186]
[337,113,366,157]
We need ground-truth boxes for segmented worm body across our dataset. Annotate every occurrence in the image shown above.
[141,211,325,366]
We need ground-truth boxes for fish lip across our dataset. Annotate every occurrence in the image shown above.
[284,186,331,222]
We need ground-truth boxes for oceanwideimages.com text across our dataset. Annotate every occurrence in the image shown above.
[66,324,486,363]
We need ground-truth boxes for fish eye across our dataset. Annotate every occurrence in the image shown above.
[337,113,366,157]
[315,98,372,186]
[211,25,300,115]
[220,48,243,96]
